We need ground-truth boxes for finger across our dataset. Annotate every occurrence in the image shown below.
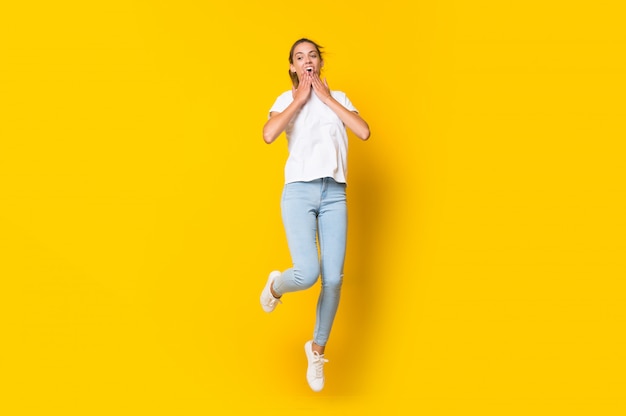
[313,76,327,92]
[310,75,322,86]
[301,74,312,88]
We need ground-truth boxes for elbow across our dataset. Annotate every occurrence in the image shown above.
[358,126,370,141]
[354,118,370,141]
[263,128,276,144]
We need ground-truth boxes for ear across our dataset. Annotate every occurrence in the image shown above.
[290,64,296,73]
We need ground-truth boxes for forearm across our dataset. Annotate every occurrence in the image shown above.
[262,101,303,144]
[324,97,370,140]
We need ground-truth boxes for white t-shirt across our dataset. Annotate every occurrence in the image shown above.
[269,90,358,184]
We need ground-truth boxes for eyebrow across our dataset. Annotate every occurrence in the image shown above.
[294,51,317,55]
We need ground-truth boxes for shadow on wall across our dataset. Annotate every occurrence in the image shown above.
[333,135,396,395]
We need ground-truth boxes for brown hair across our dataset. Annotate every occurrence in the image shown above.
[288,38,324,88]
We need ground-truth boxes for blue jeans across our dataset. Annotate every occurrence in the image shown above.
[272,177,347,347]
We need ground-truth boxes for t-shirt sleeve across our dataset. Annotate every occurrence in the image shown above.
[334,91,358,113]
[268,91,293,118]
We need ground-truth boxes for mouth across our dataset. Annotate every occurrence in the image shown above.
[305,67,313,72]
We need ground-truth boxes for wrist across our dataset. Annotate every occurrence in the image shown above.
[295,94,308,106]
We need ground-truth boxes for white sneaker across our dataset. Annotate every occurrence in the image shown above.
[304,340,328,392]
[260,271,282,313]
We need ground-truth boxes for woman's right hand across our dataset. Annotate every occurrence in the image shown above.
[263,71,313,144]
[292,70,312,104]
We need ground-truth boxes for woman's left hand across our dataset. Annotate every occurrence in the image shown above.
[311,75,332,104]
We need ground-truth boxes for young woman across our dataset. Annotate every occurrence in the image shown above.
[260,38,370,392]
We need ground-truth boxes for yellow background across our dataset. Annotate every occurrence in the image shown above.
[1,1,625,414]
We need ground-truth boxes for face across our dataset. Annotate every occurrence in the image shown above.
[290,42,323,76]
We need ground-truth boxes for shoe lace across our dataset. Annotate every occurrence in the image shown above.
[312,352,328,378]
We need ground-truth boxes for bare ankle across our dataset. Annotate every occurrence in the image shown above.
[270,283,281,299]
[312,342,325,355]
